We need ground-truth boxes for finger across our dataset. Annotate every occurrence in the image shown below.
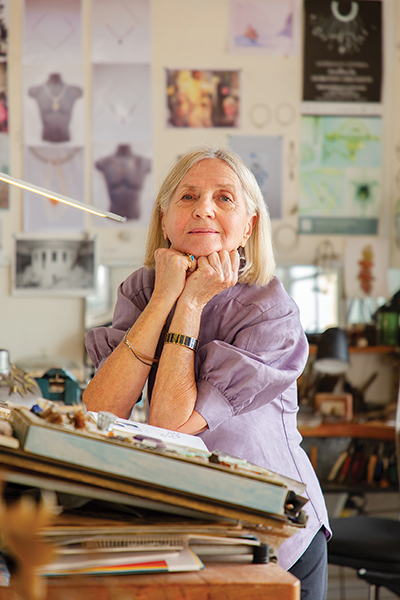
[230,249,240,272]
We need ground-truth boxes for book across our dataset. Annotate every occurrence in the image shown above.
[10,407,302,519]
[40,546,204,576]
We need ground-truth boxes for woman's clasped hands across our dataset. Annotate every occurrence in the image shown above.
[153,247,240,310]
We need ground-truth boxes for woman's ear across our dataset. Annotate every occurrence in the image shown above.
[241,214,257,247]
[160,214,168,240]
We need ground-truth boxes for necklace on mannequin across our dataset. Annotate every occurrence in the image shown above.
[43,83,67,111]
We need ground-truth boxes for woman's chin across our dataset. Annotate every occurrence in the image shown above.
[182,241,227,257]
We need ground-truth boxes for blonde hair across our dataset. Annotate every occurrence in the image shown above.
[144,145,275,286]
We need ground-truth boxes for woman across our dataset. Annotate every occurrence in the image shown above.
[84,146,330,599]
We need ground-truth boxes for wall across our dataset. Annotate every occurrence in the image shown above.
[1,0,400,375]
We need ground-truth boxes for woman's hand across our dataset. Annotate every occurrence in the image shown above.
[152,247,197,306]
[180,249,239,309]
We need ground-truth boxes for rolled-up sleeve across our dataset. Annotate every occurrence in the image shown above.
[195,295,309,432]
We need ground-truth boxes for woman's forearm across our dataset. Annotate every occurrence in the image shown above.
[149,299,207,433]
[83,295,173,418]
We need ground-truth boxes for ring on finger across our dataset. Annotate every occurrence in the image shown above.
[186,253,194,269]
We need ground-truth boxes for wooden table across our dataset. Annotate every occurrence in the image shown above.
[4,563,300,600]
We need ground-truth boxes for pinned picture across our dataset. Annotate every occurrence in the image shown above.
[91,0,151,64]
[229,0,300,55]
[92,141,153,227]
[13,234,96,296]
[23,0,82,65]
[166,69,240,128]
[23,146,85,232]
[24,66,85,146]
[92,64,152,143]
[229,135,282,219]
[344,237,389,299]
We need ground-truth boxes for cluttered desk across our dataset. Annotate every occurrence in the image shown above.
[0,400,304,599]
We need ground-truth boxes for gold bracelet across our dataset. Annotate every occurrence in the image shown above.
[123,329,159,366]
[164,332,199,352]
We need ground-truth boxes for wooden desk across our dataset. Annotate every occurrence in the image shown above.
[4,563,300,600]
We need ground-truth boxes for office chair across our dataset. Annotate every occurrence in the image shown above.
[327,381,400,600]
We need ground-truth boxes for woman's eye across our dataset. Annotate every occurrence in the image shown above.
[182,194,194,200]
[220,195,233,203]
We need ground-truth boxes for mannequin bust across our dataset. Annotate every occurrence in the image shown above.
[28,73,83,143]
[95,144,151,220]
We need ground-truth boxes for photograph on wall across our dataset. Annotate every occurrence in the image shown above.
[166,69,240,128]
[0,133,9,209]
[344,237,389,299]
[23,0,82,65]
[298,115,381,235]
[91,0,151,64]
[23,66,84,146]
[0,0,9,59]
[92,64,152,143]
[0,63,8,134]
[228,0,300,55]
[24,65,84,147]
[92,141,153,228]
[13,234,96,296]
[23,146,85,232]
[302,0,382,112]
[229,135,283,219]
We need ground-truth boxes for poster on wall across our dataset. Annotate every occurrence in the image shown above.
[0,134,9,209]
[302,0,382,115]
[166,69,240,128]
[12,234,96,296]
[92,64,152,143]
[23,147,85,232]
[298,115,381,235]
[344,237,389,298]
[0,0,9,210]
[23,66,84,147]
[92,141,153,228]
[91,0,151,64]
[0,0,8,59]
[228,0,300,56]
[229,135,283,219]
[23,0,82,65]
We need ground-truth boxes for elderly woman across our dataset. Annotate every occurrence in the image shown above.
[83,146,330,599]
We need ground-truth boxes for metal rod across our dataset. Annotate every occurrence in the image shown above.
[0,171,127,222]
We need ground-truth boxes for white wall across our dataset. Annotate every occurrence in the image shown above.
[1,0,400,373]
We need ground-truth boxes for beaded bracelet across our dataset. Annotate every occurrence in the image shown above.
[123,329,159,366]
[164,332,199,352]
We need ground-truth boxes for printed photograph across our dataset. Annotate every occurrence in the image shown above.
[166,69,240,128]
[13,235,96,296]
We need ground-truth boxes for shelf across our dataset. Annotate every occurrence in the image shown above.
[308,344,398,355]
[299,422,395,441]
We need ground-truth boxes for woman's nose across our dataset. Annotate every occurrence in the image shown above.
[193,194,215,218]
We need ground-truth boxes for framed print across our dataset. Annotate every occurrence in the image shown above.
[13,234,96,296]
[315,393,353,422]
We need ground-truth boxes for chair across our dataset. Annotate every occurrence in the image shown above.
[327,381,400,599]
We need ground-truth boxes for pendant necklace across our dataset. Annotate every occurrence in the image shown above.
[44,83,67,112]
[105,22,136,44]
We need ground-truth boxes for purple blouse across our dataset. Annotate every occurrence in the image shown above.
[86,267,330,570]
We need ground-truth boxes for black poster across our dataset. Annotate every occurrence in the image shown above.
[303,1,382,103]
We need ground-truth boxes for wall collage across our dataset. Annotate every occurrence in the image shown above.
[0,0,394,303]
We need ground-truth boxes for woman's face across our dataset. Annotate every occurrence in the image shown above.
[161,159,256,257]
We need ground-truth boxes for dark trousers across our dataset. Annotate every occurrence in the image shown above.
[288,527,328,600]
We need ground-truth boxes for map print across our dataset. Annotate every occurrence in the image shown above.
[299,116,381,235]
